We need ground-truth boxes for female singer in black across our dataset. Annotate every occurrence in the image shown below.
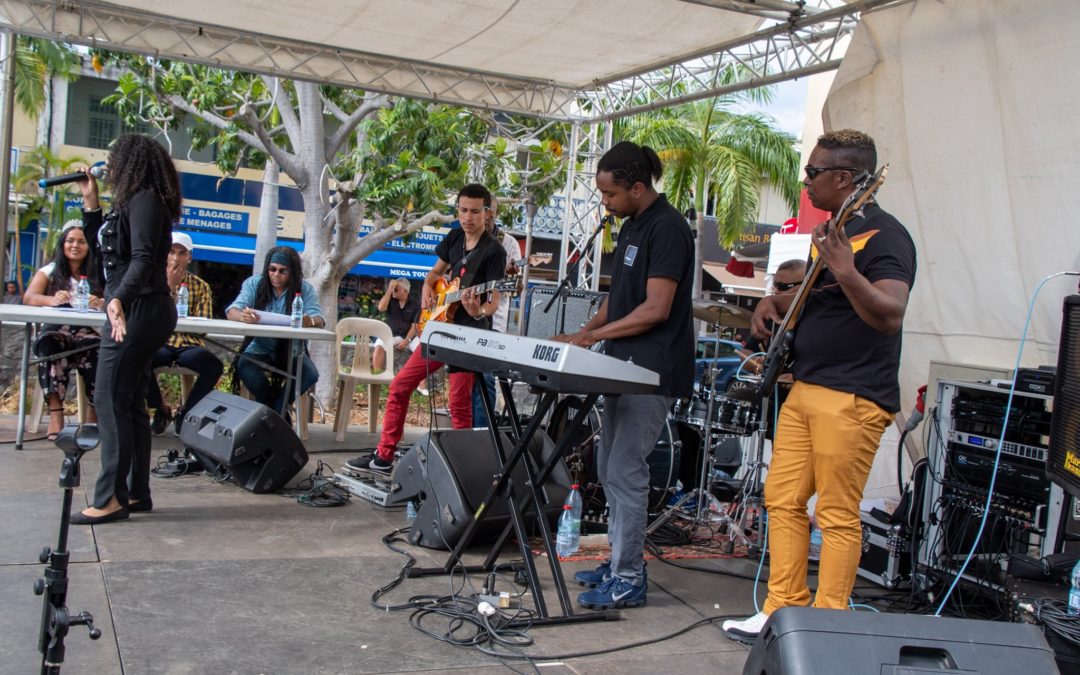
[71,134,180,525]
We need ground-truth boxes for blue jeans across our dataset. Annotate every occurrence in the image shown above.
[472,372,497,428]
[235,352,318,416]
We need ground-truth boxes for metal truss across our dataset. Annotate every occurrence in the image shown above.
[557,122,610,290]
[0,0,908,122]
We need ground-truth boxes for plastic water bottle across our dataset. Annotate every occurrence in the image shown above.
[74,275,89,312]
[1069,559,1080,615]
[290,292,303,329]
[808,517,823,561]
[176,282,189,318]
[556,485,582,557]
[556,505,579,558]
[405,500,417,522]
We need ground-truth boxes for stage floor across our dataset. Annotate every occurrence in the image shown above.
[0,415,761,674]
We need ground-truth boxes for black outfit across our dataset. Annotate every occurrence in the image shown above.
[146,346,225,419]
[434,228,506,373]
[84,191,177,509]
[385,296,420,338]
[606,193,695,397]
[790,203,916,412]
[434,228,506,331]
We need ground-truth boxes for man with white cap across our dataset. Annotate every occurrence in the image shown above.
[147,231,223,435]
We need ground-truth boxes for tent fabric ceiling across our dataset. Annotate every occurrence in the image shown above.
[112,0,763,90]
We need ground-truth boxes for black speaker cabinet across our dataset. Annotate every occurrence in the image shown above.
[180,391,308,494]
[525,287,606,339]
[1049,295,1080,498]
[392,429,570,550]
[742,606,1057,675]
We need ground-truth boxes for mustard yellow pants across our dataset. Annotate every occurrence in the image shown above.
[763,382,894,613]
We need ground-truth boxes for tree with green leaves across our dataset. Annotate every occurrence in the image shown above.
[98,55,565,398]
[619,86,801,305]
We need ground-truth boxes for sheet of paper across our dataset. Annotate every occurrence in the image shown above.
[256,311,291,326]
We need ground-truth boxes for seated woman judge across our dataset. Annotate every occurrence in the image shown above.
[21,220,106,439]
[71,133,181,525]
[225,246,324,418]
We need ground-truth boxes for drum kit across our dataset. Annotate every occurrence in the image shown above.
[553,298,773,552]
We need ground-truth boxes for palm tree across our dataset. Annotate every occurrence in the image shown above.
[11,145,86,274]
[620,92,802,306]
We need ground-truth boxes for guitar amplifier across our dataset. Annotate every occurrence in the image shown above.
[525,287,606,339]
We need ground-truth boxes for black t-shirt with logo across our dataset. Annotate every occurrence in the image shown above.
[385,296,420,338]
[791,203,916,412]
[606,194,695,398]
[434,227,506,331]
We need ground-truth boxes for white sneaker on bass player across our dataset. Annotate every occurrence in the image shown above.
[722,611,769,643]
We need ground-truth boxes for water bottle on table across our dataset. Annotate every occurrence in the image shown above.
[74,275,89,313]
[290,292,304,329]
[176,282,189,318]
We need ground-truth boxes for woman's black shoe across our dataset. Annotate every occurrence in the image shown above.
[70,507,130,525]
[128,499,153,513]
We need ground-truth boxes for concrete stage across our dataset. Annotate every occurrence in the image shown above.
[0,416,763,674]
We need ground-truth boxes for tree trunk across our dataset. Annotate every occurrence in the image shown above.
[253,159,279,274]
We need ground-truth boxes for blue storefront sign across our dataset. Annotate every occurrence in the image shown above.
[180,205,249,233]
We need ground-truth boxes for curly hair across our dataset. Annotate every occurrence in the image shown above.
[105,134,182,220]
[597,141,663,189]
[817,129,877,175]
[44,223,100,296]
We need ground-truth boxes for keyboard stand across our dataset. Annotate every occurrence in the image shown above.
[406,379,618,627]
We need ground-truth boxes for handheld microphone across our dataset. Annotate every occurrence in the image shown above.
[39,164,106,189]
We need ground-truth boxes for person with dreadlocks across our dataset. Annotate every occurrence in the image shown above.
[225,246,324,417]
[554,141,695,610]
[22,219,106,440]
[72,133,181,525]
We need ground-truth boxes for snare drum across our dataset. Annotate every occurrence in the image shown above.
[714,395,759,435]
[676,391,722,430]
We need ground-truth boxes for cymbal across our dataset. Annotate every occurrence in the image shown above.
[692,301,750,323]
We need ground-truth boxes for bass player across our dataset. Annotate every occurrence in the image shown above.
[346,183,506,474]
[724,129,916,640]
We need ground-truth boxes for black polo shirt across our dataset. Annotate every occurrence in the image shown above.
[791,203,916,412]
[606,194,695,397]
[434,228,506,331]
[385,296,420,338]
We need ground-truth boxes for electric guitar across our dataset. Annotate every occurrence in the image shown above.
[417,275,521,332]
[756,165,889,397]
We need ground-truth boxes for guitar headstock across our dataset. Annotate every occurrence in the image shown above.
[495,276,524,298]
[831,164,889,232]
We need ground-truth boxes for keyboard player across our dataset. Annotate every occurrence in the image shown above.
[553,141,694,610]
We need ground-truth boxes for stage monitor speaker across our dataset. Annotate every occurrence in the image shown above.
[180,391,308,494]
[392,428,570,550]
[525,287,606,339]
[742,606,1056,675]
[1049,294,1080,499]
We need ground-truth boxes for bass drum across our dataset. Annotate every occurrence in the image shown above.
[548,396,681,515]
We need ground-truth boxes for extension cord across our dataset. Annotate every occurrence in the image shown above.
[479,592,517,609]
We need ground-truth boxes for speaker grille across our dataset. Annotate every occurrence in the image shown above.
[1049,295,1080,498]
[525,287,606,339]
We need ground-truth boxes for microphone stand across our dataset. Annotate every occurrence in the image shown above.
[543,216,609,318]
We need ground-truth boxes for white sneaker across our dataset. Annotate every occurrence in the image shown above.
[417,385,430,397]
[722,611,769,643]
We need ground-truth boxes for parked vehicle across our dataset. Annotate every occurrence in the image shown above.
[694,337,748,392]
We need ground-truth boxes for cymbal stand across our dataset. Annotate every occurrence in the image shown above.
[647,323,748,550]
[729,392,772,557]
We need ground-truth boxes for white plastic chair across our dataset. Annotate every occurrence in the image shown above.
[332,317,395,441]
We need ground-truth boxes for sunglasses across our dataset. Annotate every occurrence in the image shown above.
[804,165,860,180]
[267,265,291,275]
[773,280,800,292]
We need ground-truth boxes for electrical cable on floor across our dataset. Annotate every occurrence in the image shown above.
[279,460,350,507]
[1030,598,1080,646]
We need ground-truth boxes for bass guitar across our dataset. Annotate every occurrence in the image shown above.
[756,165,889,397]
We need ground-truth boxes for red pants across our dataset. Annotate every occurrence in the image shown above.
[376,348,474,461]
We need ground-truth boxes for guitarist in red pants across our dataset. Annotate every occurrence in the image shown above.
[724,130,916,640]
[347,184,506,474]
